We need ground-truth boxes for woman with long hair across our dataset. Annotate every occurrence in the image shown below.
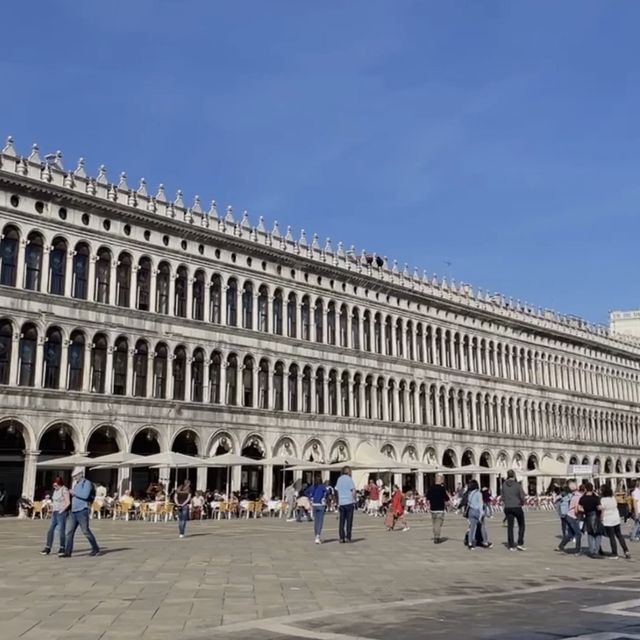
[600,484,630,559]
[386,485,410,532]
[173,479,192,538]
[577,482,602,558]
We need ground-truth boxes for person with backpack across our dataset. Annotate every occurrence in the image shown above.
[556,481,584,554]
[466,479,492,550]
[62,466,100,558]
[553,485,572,541]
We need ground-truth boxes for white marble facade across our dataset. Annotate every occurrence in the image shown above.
[0,137,639,501]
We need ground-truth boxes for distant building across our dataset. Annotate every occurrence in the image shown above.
[610,311,640,340]
[1,136,640,510]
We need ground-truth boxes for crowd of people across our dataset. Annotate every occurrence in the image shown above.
[23,464,640,559]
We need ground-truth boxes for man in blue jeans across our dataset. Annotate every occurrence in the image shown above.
[62,466,100,558]
[335,466,356,543]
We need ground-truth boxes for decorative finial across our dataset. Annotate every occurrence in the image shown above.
[29,144,41,164]
[311,233,320,250]
[174,190,184,208]
[155,183,166,201]
[137,178,148,197]
[74,158,86,178]
[191,195,202,214]
[2,136,16,157]
[285,225,294,242]
[208,200,218,219]
[298,229,308,247]
[96,164,108,184]
[118,172,129,191]
[324,238,333,254]
[225,206,235,223]
[240,210,251,229]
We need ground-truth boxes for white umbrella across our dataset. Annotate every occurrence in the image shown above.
[261,455,319,499]
[37,453,95,469]
[203,453,264,498]
[127,452,202,468]
[88,451,147,469]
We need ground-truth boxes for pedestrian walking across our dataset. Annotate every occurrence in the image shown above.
[556,481,584,554]
[600,484,630,559]
[309,473,329,544]
[174,479,192,538]
[386,485,409,532]
[41,476,70,556]
[366,479,380,516]
[466,479,492,550]
[553,485,571,541]
[577,482,603,558]
[62,467,100,558]
[502,469,527,551]
[631,481,640,541]
[335,466,356,543]
[284,481,297,522]
[426,473,450,543]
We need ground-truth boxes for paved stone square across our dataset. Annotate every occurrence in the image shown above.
[2,511,640,639]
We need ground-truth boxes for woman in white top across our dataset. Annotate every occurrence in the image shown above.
[600,484,630,559]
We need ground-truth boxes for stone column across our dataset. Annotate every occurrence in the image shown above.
[202,361,210,404]
[197,462,208,492]
[429,331,436,365]
[336,377,342,416]
[87,255,97,302]
[146,353,155,398]
[59,339,69,390]
[166,355,175,400]
[159,467,171,491]
[401,387,408,423]
[265,296,272,334]
[117,467,131,495]
[282,371,288,412]
[310,375,317,413]
[9,332,19,385]
[184,356,192,401]
[150,269,158,313]
[219,361,227,404]
[16,238,26,289]
[35,336,45,388]
[410,328,417,362]
[22,450,40,499]
[389,318,396,357]
[345,308,352,349]
[64,249,74,297]
[251,293,259,331]
[381,387,389,422]
[416,472,424,496]
[359,382,366,420]
[263,465,274,500]
[296,302,302,339]
[489,473,497,497]
[169,272,176,316]
[104,346,114,395]
[109,259,118,306]
[82,344,93,392]
[231,466,242,496]
[127,349,136,396]
[470,395,477,431]
[186,277,194,320]
[252,366,259,408]
[296,373,302,412]
[322,376,329,414]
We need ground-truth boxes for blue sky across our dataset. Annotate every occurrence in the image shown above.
[2,1,639,324]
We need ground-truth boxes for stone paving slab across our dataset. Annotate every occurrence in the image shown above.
[1,511,640,639]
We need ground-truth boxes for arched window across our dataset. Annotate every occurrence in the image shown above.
[116,252,132,307]
[315,299,324,343]
[49,237,67,295]
[192,270,205,321]
[363,311,372,351]
[376,377,385,419]
[257,285,269,332]
[258,359,269,409]
[273,289,283,335]
[226,278,238,326]
[173,345,186,400]
[287,292,297,338]
[93,246,110,303]
[374,313,382,353]
[90,333,108,393]
[385,317,393,355]
[351,308,360,349]
[327,302,336,345]
[419,384,427,424]
[316,368,325,413]
[395,319,403,356]
[133,339,148,397]
[156,262,170,314]
[136,256,151,311]
[339,305,348,347]
[242,281,254,329]
[388,380,396,421]
[43,326,63,389]
[328,369,338,415]
[0,319,12,384]
[25,231,44,291]
[226,354,238,404]
[0,225,19,286]
[243,356,254,407]
[209,351,221,403]
[416,324,424,362]
[67,330,85,391]
[174,266,188,318]
[153,343,168,398]
[210,274,222,323]
[191,348,204,402]
[112,337,128,395]
[274,361,284,410]
[408,382,416,423]
[302,365,312,412]
[18,323,38,386]
[365,375,373,419]
[288,363,298,411]
[301,296,311,340]
[406,322,414,360]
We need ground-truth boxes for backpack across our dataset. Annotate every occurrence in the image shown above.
[82,480,96,504]
[558,493,571,517]
[458,490,470,518]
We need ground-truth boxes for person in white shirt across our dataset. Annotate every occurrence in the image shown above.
[631,482,640,541]
[601,484,630,559]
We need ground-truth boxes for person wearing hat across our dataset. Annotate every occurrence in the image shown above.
[62,466,100,557]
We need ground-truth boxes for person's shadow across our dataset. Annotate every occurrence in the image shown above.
[84,547,131,556]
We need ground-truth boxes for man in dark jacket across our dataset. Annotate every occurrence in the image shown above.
[502,470,526,551]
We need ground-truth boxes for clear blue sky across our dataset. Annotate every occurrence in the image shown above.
[2,1,639,324]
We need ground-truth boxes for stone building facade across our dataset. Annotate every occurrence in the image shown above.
[0,137,639,505]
